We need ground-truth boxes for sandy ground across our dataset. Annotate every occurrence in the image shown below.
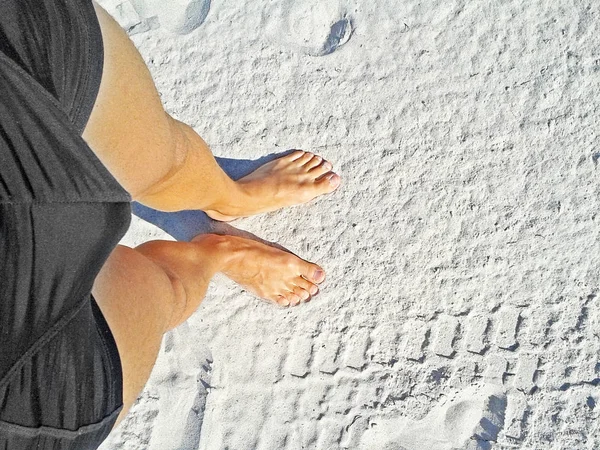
[97,0,600,448]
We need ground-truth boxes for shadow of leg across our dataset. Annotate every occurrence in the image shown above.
[131,152,295,243]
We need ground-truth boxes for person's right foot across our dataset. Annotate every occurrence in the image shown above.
[205,150,341,221]
[193,234,325,306]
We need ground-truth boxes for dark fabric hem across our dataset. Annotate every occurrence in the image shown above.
[91,295,124,412]
[0,407,121,438]
[0,300,88,392]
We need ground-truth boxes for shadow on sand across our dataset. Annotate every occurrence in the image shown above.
[131,152,289,242]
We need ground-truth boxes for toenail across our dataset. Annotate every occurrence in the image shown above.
[310,286,318,295]
[323,162,332,170]
[281,299,290,307]
[314,269,324,282]
[328,174,340,185]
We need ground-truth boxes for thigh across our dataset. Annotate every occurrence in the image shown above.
[92,244,175,426]
[83,2,183,200]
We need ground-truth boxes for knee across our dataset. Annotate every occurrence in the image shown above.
[133,115,191,208]
[133,241,189,330]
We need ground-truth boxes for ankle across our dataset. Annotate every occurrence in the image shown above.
[207,180,253,217]
[191,234,238,273]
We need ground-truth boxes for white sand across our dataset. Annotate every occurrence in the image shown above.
[97,0,600,448]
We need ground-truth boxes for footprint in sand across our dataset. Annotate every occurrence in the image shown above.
[359,384,507,450]
[267,0,353,56]
[130,0,211,34]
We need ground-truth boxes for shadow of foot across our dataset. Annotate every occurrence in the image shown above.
[131,152,290,242]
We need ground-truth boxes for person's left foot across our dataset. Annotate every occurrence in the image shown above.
[193,234,325,306]
[205,150,341,221]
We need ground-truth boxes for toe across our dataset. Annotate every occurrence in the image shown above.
[302,264,326,284]
[295,152,315,166]
[295,276,319,296]
[293,286,310,302]
[285,150,306,162]
[310,160,333,177]
[317,172,341,191]
[304,155,323,170]
[277,295,290,307]
[287,292,302,306]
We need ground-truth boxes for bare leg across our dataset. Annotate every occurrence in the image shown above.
[84,2,340,217]
[93,235,324,426]
[86,3,334,433]
[202,149,342,221]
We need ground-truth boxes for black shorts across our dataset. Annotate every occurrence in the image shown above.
[0,1,131,449]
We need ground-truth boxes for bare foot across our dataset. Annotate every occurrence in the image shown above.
[205,150,341,221]
[194,234,325,306]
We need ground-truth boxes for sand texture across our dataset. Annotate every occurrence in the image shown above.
[97,0,600,448]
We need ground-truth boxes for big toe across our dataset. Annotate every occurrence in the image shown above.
[317,172,341,192]
[304,264,326,284]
